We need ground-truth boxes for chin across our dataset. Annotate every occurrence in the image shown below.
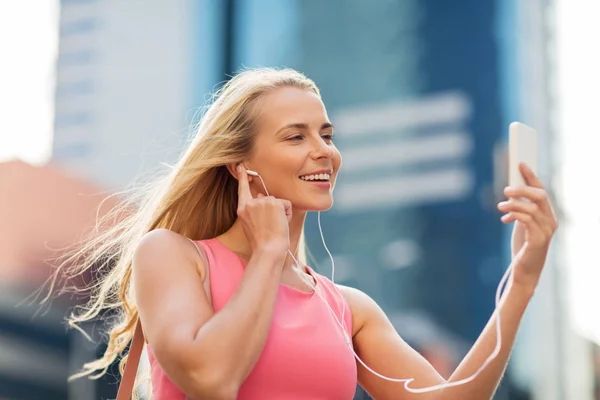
[296,197,334,212]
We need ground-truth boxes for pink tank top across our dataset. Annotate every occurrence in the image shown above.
[146,238,357,399]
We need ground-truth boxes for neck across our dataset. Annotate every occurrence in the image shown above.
[221,209,307,269]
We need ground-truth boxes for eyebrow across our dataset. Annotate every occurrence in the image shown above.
[275,122,334,135]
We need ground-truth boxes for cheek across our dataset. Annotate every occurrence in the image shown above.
[333,150,342,170]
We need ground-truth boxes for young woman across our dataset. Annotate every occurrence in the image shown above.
[64,68,557,399]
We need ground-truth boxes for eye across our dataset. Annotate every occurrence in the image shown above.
[287,134,304,141]
[321,133,334,142]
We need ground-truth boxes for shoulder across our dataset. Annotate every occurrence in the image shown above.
[133,228,206,280]
[134,228,191,261]
[337,284,374,308]
[336,284,384,337]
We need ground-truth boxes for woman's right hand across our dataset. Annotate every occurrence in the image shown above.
[236,165,291,253]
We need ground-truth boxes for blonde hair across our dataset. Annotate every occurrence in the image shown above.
[49,67,319,390]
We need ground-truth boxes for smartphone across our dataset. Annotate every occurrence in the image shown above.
[508,122,538,187]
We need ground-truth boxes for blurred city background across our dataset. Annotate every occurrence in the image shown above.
[1,0,599,399]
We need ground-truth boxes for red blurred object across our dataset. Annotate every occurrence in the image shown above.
[0,160,120,287]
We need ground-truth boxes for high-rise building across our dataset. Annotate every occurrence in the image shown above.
[53,0,202,191]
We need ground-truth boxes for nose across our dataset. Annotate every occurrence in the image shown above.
[310,136,335,160]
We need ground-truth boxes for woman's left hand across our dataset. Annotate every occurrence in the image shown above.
[497,162,559,290]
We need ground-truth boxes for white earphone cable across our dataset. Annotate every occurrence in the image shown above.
[251,170,512,393]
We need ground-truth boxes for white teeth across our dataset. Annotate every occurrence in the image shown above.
[300,173,331,181]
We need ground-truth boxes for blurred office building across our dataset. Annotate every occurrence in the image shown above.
[1,0,598,399]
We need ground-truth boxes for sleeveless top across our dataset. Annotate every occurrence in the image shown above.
[146,238,357,399]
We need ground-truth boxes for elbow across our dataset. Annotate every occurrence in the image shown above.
[186,367,240,400]
[156,334,242,399]
[432,384,453,400]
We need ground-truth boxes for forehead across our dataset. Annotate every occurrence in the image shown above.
[254,87,329,132]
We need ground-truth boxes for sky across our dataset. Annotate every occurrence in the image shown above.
[0,0,58,165]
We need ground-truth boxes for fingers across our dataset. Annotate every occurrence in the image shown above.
[499,194,556,228]
[503,185,546,202]
[504,166,554,217]
[501,211,533,225]
[501,211,549,247]
[235,166,292,224]
[499,195,538,225]
[247,194,292,222]
[497,198,547,230]
[280,199,293,222]
[501,186,556,219]
[265,197,292,221]
[236,165,253,206]
[499,170,558,247]
[500,163,558,232]
[519,162,544,189]
[497,198,538,217]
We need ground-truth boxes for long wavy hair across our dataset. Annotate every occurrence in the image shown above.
[48,67,318,392]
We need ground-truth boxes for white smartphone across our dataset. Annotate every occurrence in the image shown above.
[508,122,538,187]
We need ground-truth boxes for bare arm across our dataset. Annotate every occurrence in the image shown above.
[440,276,532,398]
[343,276,532,400]
[341,285,444,400]
[347,163,557,400]
[133,165,294,399]
[133,229,286,399]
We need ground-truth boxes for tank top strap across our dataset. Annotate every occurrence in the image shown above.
[306,267,354,343]
[195,238,245,312]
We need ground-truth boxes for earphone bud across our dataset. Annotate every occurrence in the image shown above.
[236,168,511,394]
[237,163,259,176]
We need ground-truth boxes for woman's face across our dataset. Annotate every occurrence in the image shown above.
[244,86,342,212]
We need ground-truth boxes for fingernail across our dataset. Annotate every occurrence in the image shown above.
[236,165,241,172]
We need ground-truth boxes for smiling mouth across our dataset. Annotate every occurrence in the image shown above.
[299,173,331,182]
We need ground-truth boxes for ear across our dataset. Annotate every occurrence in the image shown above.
[226,163,240,180]
[225,162,254,182]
